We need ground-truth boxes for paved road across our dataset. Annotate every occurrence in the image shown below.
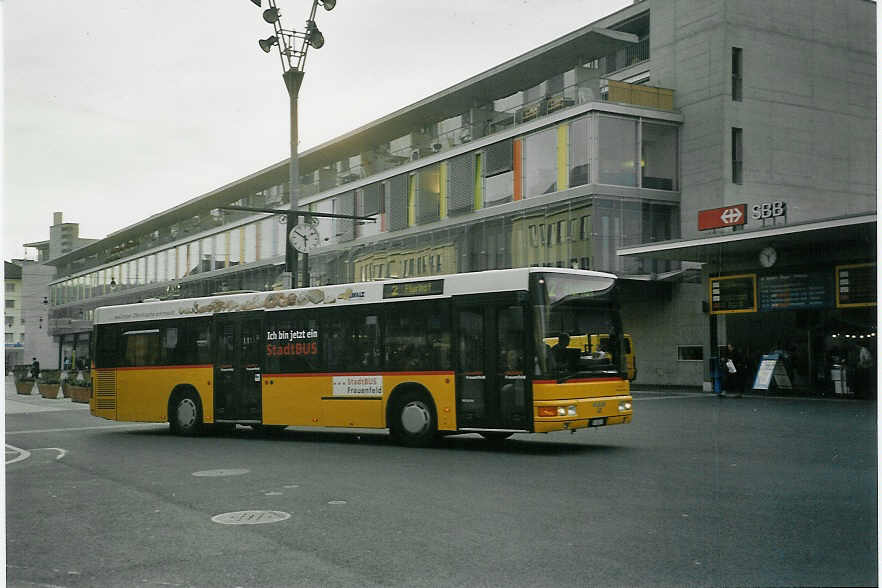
[5,378,877,587]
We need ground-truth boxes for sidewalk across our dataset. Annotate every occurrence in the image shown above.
[4,375,90,415]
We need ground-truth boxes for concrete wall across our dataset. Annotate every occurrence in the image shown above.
[21,262,57,369]
[650,0,876,239]
[622,280,707,386]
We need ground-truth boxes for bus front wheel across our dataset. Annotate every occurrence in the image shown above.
[390,391,436,447]
[169,392,202,436]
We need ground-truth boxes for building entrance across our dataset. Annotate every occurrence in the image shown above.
[725,307,876,397]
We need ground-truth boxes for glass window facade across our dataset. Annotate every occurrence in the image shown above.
[416,165,441,225]
[49,106,679,311]
[244,223,257,264]
[524,128,558,197]
[569,116,591,187]
[594,198,680,274]
[598,115,638,186]
[641,122,678,190]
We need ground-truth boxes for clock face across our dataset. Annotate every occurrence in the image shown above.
[289,223,321,253]
[759,246,777,268]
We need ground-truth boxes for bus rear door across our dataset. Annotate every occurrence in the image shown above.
[454,294,531,433]
[214,311,264,424]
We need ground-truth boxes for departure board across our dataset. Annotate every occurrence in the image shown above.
[836,263,876,308]
[710,274,756,314]
[758,272,832,311]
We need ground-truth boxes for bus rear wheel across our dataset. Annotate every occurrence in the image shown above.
[169,392,202,436]
[390,391,436,447]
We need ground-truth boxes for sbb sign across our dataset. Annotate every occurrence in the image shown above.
[751,201,786,220]
[698,204,746,231]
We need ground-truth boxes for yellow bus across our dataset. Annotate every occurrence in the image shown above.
[91,268,632,446]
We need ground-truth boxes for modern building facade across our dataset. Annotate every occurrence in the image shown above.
[39,0,875,389]
[4,261,25,369]
[17,213,96,370]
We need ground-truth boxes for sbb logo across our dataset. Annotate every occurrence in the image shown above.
[751,201,786,220]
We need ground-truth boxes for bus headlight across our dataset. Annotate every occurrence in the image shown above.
[567,405,577,416]
[618,401,632,412]
[557,406,567,416]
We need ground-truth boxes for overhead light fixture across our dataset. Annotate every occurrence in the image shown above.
[306,21,324,48]
[262,7,280,23]
[259,35,279,53]
[319,0,336,10]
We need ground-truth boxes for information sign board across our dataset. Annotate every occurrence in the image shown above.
[710,274,756,314]
[758,271,832,312]
[753,353,792,390]
[753,355,777,390]
[836,263,876,308]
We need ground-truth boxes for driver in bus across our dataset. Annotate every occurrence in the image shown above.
[550,333,573,372]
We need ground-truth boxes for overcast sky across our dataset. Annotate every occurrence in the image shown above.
[3,0,632,261]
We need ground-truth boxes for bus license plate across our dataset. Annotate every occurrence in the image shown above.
[589,418,606,427]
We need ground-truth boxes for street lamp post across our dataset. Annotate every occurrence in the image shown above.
[252,0,335,288]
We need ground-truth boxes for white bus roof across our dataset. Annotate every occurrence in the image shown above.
[93,267,616,325]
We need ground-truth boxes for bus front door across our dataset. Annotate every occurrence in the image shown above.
[454,297,530,432]
[214,312,264,423]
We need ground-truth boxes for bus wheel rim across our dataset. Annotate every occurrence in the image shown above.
[178,398,197,428]
[401,401,429,435]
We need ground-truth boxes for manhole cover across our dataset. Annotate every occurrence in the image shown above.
[211,510,291,525]
[192,468,250,477]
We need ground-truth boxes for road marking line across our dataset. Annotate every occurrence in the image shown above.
[5,423,164,436]
[32,448,67,461]
[5,443,31,465]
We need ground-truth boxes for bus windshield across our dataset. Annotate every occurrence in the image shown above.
[532,273,624,380]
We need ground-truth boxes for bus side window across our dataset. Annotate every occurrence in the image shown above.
[385,302,427,371]
[497,305,525,373]
[122,329,161,367]
[194,322,211,364]
[351,311,382,371]
[324,311,350,373]
[96,325,120,367]
[426,303,451,370]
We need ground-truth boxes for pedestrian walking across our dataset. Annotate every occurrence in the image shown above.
[853,341,874,399]
[30,357,40,380]
[721,343,746,398]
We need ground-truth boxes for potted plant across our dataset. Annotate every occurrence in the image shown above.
[69,373,92,404]
[38,370,62,399]
[15,370,35,395]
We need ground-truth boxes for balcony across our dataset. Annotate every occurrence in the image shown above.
[605,80,674,110]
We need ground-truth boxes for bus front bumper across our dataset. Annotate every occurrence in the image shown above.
[533,396,633,433]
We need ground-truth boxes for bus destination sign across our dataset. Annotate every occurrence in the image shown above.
[383,279,444,299]
[710,274,757,314]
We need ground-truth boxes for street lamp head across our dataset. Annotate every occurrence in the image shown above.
[262,7,280,23]
[250,0,261,6]
[306,21,324,48]
[259,35,278,53]
[319,0,336,11]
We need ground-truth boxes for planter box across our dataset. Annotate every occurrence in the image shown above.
[69,386,91,404]
[15,381,35,395]
[38,383,61,399]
